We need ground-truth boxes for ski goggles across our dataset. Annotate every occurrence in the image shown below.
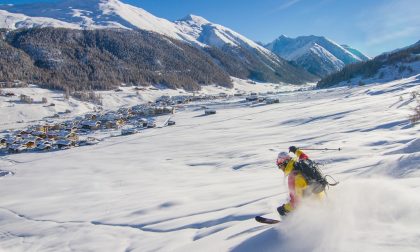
[276,157,289,169]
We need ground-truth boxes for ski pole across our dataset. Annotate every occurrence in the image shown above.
[300,148,342,151]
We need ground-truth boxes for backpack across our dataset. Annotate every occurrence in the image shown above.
[294,159,338,194]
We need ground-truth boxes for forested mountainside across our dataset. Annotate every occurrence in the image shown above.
[0,28,232,91]
[317,41,420,88]
[0,27,317,91]
[204,44,316,84]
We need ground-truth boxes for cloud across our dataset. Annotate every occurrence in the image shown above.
[358,0,420,46]
[273,0,302,12]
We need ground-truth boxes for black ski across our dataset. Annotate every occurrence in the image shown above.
[255,216,280,224]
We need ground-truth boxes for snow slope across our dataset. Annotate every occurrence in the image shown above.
[337,61,420,88]
[318,40,420,88]
[174,15,317,84]
[0,1,316,84]
[266,35,369,77]
[0,76,419,251]
[0,2,278,59]
[0,85,96,132]
[0,9,80,29]
[341,44,370,61]
[0,79,300,131]
[175,15,276,60]
[0,0,198,43]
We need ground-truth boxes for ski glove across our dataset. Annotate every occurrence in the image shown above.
[289,146,298,154]
[277,205,288,216]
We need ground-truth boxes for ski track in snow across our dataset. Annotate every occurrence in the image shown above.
[0,76,419,251]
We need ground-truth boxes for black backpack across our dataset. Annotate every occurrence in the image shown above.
[294,159,338,194]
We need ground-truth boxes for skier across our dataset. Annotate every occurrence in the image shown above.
[255,146,338,224]
[276,146,322,217]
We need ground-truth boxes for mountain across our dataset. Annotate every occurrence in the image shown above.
[0,1,317,86]
[384,40,420,55]
[0,0,197,43]
[317,40,420,88]
[0,9,80,30]
[340,44,370,61]
[0,28,231,91]
[176,15,271,57]
[175,15,317,84]
[265,35,369,77]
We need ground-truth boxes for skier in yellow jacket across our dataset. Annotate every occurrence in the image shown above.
[276,146,318,216]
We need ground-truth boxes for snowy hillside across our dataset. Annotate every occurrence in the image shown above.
[265,35,369,77]
[0,2,275,60]
[0,10,80,29]
[0,74,419,251]
[0,1,317,86]
[175,15,275,60]
[318,40,420,88]
[341,44,370,61]
[174,15,317,84]
[0,0,197,43]
[0,78,300,132]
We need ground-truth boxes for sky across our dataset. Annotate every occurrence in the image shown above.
[2,0,420,57]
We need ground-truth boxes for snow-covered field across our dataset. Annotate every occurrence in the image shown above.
[0,78,302,132]
[0,76,419,252]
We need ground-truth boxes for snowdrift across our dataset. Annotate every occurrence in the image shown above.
[233,178,420,252]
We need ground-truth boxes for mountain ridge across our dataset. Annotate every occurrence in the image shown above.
[0,1,318,86]
[173,14,317,84]
[0,27,232,91]
[265,35,369,77]
[0,0,198,43]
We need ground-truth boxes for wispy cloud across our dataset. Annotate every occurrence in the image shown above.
[358,0,420,47]
[273,0,302,12]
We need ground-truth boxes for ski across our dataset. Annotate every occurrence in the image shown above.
[255,216,280,224]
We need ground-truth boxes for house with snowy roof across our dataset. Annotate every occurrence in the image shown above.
[80,121,101,130]
[55,139,74,149]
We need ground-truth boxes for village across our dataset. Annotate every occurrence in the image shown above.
[0,88,281,156]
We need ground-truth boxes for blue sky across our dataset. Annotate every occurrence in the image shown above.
[2,0,420,57]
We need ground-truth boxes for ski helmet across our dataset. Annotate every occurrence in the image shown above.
[277,152,291,169]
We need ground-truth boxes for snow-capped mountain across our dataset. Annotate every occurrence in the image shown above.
[0,1,317,85]
[174,15,317,84]
[0,0,197,43]
[0,9,80,30]
[265,35,370,77]
[175,14,274,59]
[0,3,283,65]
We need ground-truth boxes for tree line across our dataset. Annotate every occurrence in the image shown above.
[317,41,420,88]
[0,28,231,91]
